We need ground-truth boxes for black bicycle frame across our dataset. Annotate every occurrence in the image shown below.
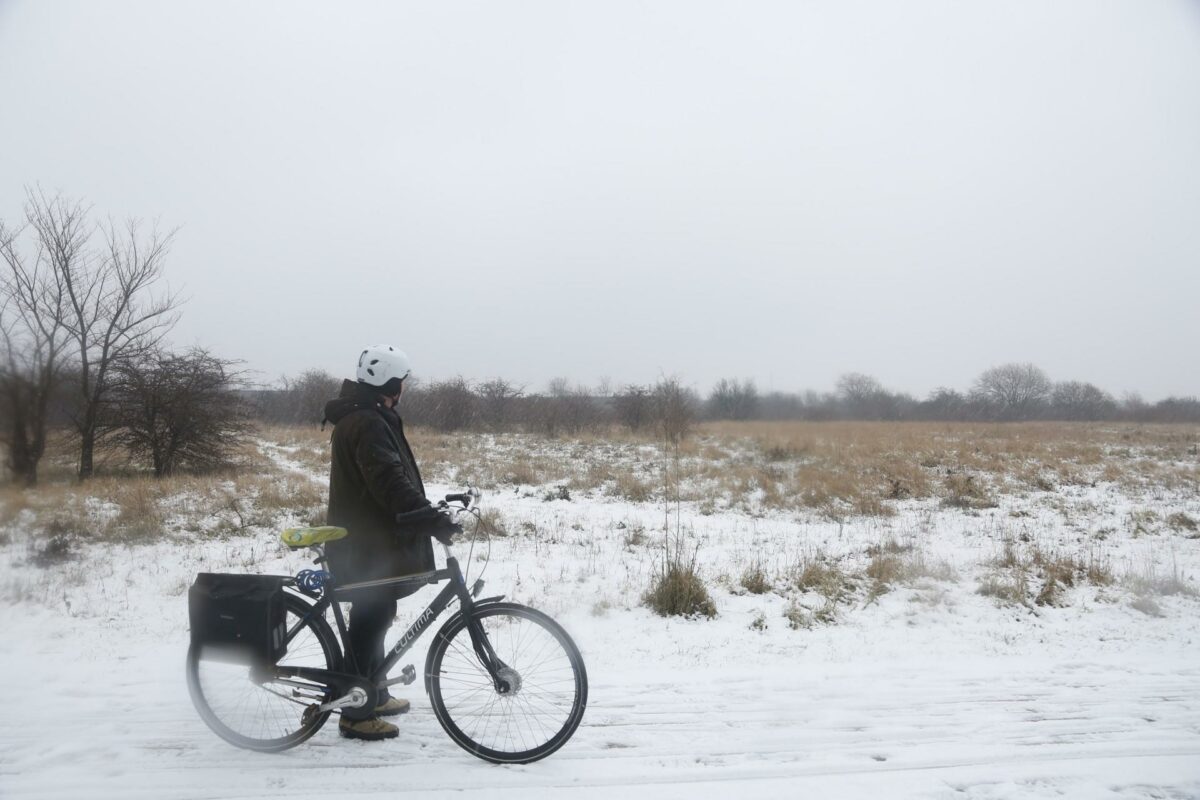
[274,553,507,695]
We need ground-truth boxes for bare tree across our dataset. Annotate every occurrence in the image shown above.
[476,377,524,431]
[0,196,76,485]
[613,384,652,432]
[652,377,696,446]
[48,203,180,479]
[110,348,251,477]
[707,378,759,420]
[529,378,604,436]
[971,363,1051,420]
[1050,381,1116,421]
[405,376,479,432]
[265,368,340,425]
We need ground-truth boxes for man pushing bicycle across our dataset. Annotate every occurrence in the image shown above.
[321,344,459,741]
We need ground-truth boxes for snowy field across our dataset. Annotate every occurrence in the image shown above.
[2,423,1198,799]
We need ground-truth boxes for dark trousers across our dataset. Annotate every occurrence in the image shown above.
[343,597,396,720]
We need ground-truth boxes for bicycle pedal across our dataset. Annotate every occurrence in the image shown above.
[399,664,416,685]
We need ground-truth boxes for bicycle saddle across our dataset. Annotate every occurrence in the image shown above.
[280,526,349,548]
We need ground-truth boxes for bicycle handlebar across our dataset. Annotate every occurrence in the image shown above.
[444,487,482,510]
[394,488,482,526]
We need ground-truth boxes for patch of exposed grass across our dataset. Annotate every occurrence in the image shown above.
[542,485,572,502]
[1130,596,1165,617]
[606,472,655,503]
[1166,512,1198,533]
[783,598,837,629]
[979,541,1113,608]
[941,473,997,510]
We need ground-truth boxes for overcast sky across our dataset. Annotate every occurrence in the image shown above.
[1,1,1197,399]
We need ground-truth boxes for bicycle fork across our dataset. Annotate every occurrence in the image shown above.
[466,614,518,694]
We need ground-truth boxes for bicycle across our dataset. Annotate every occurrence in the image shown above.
[186,489,588,763]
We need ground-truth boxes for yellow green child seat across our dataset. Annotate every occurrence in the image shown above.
[280,526,349,548]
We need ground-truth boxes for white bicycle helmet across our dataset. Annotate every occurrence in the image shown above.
[356,344,412,388]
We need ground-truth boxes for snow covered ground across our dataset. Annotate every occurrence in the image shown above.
[2,429,1198,799]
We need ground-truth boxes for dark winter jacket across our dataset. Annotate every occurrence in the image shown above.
[323,380,435,601]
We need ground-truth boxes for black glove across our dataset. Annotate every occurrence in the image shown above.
[430,511,463,546]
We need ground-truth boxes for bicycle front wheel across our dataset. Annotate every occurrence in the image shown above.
[426,602,588,764]
[187,591,341,752]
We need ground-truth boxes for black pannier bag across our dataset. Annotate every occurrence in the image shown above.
[189,573,289,665]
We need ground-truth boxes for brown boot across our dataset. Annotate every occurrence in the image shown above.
[375,697,411,717]
[339,716,399,741]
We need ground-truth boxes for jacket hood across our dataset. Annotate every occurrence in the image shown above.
[323,379,386,426]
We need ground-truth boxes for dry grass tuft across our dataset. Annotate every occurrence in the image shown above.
[739,563,772,594]
[792,556,855,602]
[977,572,1029,605]
[1124,560,1198,598]
[644,539,717,619]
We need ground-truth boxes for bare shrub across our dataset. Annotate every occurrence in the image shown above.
[111,348,252,476]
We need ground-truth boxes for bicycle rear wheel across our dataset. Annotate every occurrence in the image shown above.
[426,602,587,764]
[187,591,341,752]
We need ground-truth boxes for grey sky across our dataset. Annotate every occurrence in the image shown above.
[2,0,1198,399]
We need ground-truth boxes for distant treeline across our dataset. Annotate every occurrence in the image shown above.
[251,363,1200,433]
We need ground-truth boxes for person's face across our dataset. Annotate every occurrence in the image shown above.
[383,381,403,408]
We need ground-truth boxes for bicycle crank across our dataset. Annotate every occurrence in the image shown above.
[299,686,372,725]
